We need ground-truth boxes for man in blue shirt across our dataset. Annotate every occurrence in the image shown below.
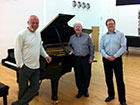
[99,18,127,105]
[68,22,94,98]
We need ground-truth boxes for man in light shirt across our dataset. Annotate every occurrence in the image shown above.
[99,18,127,105]
[12,15,52,105]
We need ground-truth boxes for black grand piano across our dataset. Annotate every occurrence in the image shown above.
[1,14,92,103]
[125,35,140,51]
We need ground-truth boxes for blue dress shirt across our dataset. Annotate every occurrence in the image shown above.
[68,32,95,60]
[99,30,126,59]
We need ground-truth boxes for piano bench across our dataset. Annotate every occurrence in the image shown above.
[0,82,9,105]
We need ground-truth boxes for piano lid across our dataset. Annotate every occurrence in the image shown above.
[41,14,92,45]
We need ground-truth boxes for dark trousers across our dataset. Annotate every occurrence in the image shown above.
[73,55,91,93]
[17,65,40,105]
[103,57,126,102]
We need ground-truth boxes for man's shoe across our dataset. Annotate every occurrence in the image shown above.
[120,102,127,105]
[11,101,19,105]
[84,91,89,97]
[76,92,83,98]
[105,96,115,102]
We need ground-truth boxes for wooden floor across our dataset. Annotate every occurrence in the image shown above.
[0,50,140,105]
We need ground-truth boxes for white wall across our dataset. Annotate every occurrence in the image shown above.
[117,5,140,36]
[0,0,44,60]
[99,0,140,36]
[0,0,139,60]
[98,0,140,40]
[43,0,101,28]
[96,0,119,41]
[0,0,102,60]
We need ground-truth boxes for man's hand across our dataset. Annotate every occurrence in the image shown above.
[107,56,115,61]
[69,51,74,55]
[46,56,52,63]
[89,59,94,63]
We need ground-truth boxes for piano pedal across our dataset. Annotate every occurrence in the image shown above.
[51,100,59,104]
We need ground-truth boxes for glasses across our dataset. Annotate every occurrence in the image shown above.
[107,23,115,26]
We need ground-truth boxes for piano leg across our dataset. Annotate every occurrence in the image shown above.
[126,45,129,55]
[51,79,59,104]
[16,70,19,83]
[126,45,129,51]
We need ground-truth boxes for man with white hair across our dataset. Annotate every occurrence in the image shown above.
[68,22,95,98]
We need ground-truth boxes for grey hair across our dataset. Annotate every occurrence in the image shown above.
[73,21,83,28]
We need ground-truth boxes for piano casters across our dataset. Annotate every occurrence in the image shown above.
[51,100,59,104]
[38,79,59,104]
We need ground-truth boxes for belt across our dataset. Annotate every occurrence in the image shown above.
[74,54,89,58]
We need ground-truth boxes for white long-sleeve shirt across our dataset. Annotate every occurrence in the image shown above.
[15,28,48,69]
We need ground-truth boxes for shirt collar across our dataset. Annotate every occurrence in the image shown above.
[75,32,83,37]
[106,30,117,34]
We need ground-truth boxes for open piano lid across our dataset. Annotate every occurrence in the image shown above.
[41,14,92,45]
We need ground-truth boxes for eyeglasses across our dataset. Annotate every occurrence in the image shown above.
[107,23,115,26]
